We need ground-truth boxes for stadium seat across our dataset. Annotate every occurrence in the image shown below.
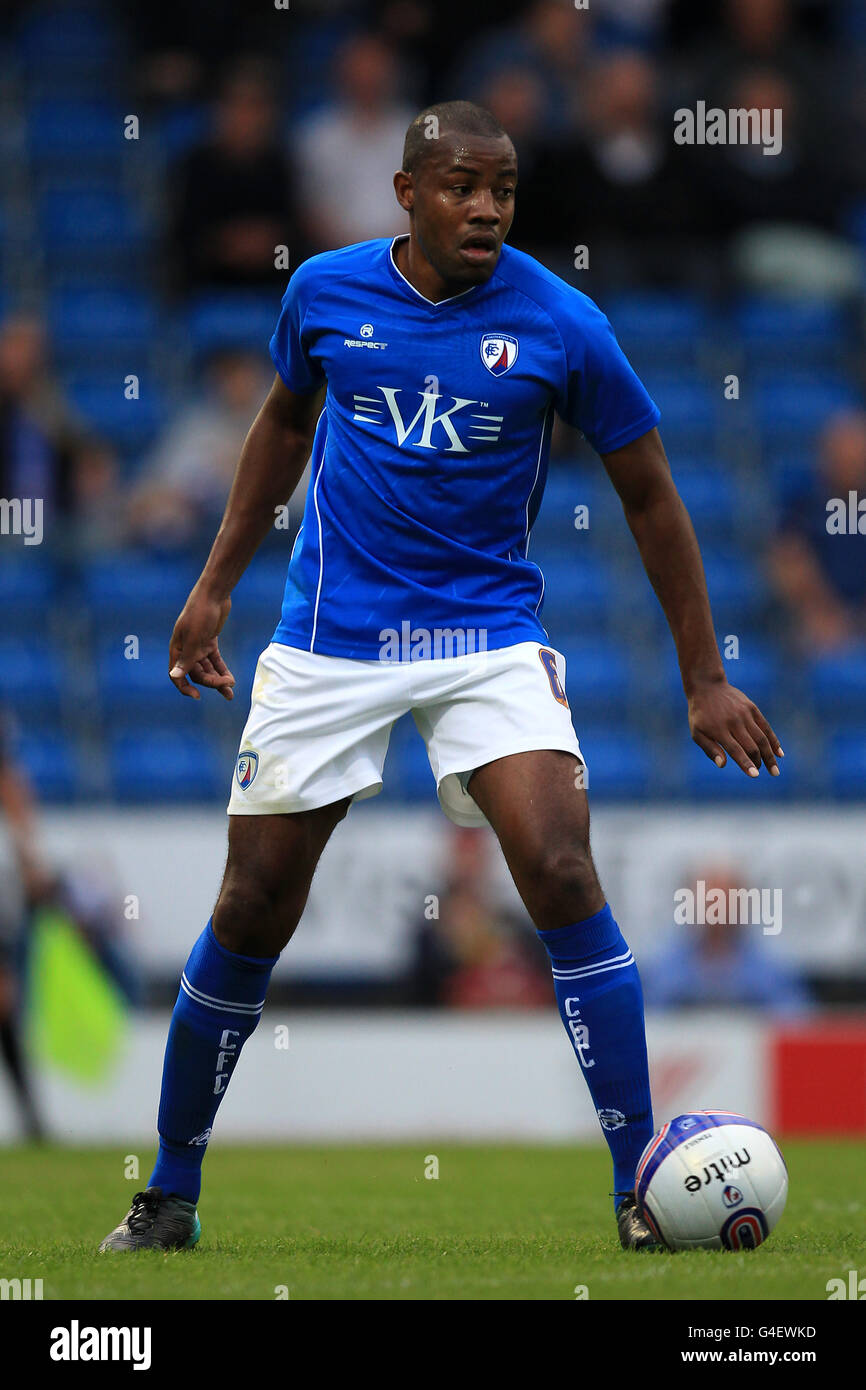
[827,729,866,799]
[572,727,653,799]
[752,373,859,441]
[80,556,199,622]
[532,469,621,552]
[38,189,147,253]
[66,375,166,452]
[535,552,616,634]
[641,373,719,449]
[700,547,769,622]
[15,730,80,801]
[603,291,712,366]
[672,469,739,537]
[187,293,280,355]
[155,104,209,159]
[109,727,225,802]
[49,288,159,361]
[558,639,633,716]
[763,442,816,505]
[0,558,56,606]
[734,297,851,369]
[27,99,127,173]
[806,645,866,718]
[653,643,783,711]
[0,635,65,713]
[95,633,185,712]
[383,714,436,802]
[16,5,121,70]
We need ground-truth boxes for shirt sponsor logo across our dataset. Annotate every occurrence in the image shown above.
[352,387,503,451]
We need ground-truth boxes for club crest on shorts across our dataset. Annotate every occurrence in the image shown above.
[480,333,519,376]
[236,750,259,790]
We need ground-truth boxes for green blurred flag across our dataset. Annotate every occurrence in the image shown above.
[26,907,127,1084]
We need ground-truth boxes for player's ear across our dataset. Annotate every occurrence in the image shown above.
[393,169,414,213]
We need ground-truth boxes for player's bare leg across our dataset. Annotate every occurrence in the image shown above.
[99,800,350,1252]
[467,750,661,1249]
[213,800,352,956]
[466,749,602,931]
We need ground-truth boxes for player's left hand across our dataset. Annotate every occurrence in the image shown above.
[687,679,783,778]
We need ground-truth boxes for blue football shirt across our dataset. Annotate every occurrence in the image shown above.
[269,235,660,659]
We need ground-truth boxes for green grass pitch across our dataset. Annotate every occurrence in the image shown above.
[0,1140,863,1300]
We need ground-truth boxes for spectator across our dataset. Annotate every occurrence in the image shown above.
[128,349,276,552]
[0,707,51,1140]
[0,314,121,553]
[513,51,712,290]
[692,68,843,243]
[450,0,593,139]
[409,828,550,1008]
[294,34,414,250]
[643,864,812,1017]
[170,60,303,292]
[770,409,866,653]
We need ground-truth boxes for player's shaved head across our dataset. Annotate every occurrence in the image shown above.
[402,101,510,175]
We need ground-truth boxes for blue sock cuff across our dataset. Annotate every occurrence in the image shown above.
[537,903,621,961]
[204,919,279,971]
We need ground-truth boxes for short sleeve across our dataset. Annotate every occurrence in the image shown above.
[269,260,326,394]
[556,297,660,455]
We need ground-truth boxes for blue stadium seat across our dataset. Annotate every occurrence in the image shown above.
[828,729,866,800]
[574,727,653,799]
[673,740,803,800]
[0,635,64,713]
[641,373,718,448]
[654,643,783,710]
[66,376,166,451]
[95,633,183,712]
[0,558,56,606]
[603,291,711,365]
[109,728,225,802]
[734,297,851,368]
[533,470,620,551]
[700,547,768,621]
[763,442,815,505]
[15,730,80,801]
[49,288,159,358]
[383,714,435,802]
[39,189,146,252]
[753,373,859,440]
[673,469,739,535]
[80,556,198,620]
[558,639,632,715]
[806,645,866,717]
[156,105,209,158]
[27,99,126,168]
[187,293,279,355]
[17,6,121,70]
[535,553,616,634]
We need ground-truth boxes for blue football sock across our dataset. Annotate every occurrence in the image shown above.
[148,920,278,1204]
[538,904,654,1209]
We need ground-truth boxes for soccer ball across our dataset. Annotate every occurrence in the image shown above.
[635,1111,788,1251]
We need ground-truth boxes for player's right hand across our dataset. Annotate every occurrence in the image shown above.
[169,591,235,701]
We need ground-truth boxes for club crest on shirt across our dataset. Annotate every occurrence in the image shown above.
[236,750,259,790]
[480,333,519,376]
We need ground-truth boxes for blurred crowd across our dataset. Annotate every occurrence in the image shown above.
[0,0,864,651]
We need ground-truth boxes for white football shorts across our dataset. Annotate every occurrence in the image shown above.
[227,639,584,828]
